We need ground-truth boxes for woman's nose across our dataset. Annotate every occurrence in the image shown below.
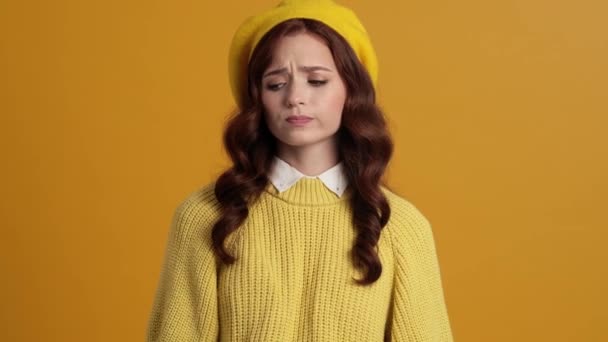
[285,80,305,108]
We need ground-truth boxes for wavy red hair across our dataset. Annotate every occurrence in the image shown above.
[213,18,395,285]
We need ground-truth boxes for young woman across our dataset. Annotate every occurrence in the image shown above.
[147,1,454,341]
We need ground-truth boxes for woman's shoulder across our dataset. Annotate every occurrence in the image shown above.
[170,181,221,233]
[379,185,434,244]
[380,185,430,222]
[179,180,218,206]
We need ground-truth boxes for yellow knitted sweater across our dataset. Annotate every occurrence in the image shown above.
[146,178,453,341]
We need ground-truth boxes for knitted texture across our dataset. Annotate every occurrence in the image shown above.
[146,178,453,341]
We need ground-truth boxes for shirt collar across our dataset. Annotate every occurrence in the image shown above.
[268,156,349,198]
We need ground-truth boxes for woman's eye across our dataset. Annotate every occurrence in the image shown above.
[265,80,327,91]
[266,83,285,91]
[309,80,328,86]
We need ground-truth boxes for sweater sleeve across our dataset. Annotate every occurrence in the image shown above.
[146,191,220,341]
[385,200,454,341]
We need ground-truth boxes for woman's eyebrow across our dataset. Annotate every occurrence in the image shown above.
[263,65,333,78]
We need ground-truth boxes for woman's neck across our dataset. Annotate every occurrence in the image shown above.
[276,138,339,176]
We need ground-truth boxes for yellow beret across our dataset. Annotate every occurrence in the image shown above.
[228,0,378,108]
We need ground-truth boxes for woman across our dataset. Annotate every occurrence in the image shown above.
[146,0,454,341]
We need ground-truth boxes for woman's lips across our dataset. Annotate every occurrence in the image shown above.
[286,116,313,125]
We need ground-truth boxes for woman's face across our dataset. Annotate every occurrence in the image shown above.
[260,32,347,150]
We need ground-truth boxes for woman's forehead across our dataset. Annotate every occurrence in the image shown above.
[268,33,335,68]
[263,65,334,79]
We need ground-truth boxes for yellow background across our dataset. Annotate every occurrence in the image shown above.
[1,0,606,341]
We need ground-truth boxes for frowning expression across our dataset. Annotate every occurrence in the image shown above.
[261,32,347,149]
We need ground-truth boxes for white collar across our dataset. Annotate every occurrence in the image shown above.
[268,156,348,198]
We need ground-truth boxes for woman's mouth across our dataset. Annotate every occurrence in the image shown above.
[286,115,313,126]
